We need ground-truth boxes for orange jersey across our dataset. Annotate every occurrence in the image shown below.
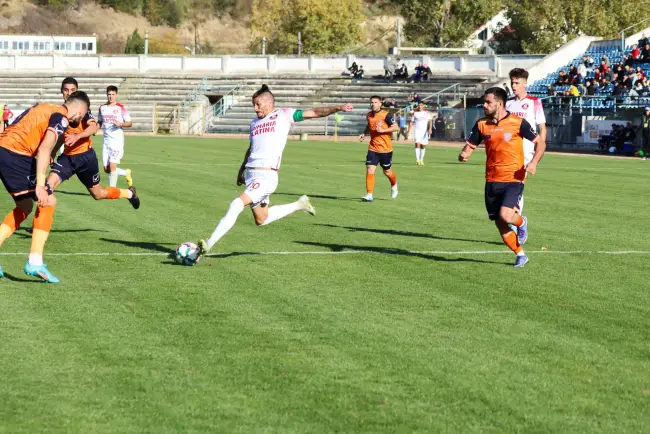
[366,110,394,153]
[0,104,69,156]
[64,111,96,155]
[466,113,538,183]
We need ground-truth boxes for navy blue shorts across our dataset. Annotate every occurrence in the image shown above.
[51,149,100,189]
[0,146,38,198]
[484,182,524,220]
[366,150,393,169]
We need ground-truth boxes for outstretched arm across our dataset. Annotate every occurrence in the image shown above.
[301,103,353,119]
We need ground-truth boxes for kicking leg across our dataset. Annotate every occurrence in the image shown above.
[251,195,315,226]
[200,194,251,252]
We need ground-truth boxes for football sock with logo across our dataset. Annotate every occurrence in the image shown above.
[30,205,55,265]
[366,173,375,193]
[262,201,303,226]
[206,198,245,250]
[0,207,28,246]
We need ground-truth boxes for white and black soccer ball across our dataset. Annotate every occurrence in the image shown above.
[175,242,202,266]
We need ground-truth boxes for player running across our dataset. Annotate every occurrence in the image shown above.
[0,92,90,282]
[197,84,353,254]
[505,68,546,237]
[458,87,546,268]
[98,86,133,188]
[48,77,139,209]
[408,101,432,165]
[358,95,398,202]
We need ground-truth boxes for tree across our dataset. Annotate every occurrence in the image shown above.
[35,0,76,11]
[124,29,145,54]
[397,0,499,48]
[251,0,365,54]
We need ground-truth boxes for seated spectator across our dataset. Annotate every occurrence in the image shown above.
[585,80,596,96]
[394,63,408,81]
[408,63,423,83]
[577,62,587,78]
[612,83,626,96]
[554,71,567,86]
[594,67,602,81]
[602,53,610,66]
[623,54,635,68]
[568,84,580,97]
[422,65,432,81]
[569,65,578,78]
[631,44,641,60]
[382,97,397,108]
[408,92,421,104]
[347,62,359,76]
[639,34,649,49]
[353,65,364,81]
[636,66,646,80]
[571,72,583,85]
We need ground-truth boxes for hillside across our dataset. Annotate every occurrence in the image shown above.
[0,0,398,55]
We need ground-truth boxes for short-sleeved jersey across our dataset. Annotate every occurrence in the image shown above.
[411,110,431,134]
[505,94,546,131]
[466,113,538,183]
[247,108,303,170]
[366,110,394,153]
[64,111,96,156]
[98,103,131,142]
[0,104,69,156]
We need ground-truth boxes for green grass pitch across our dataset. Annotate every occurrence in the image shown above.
[0,136,649,433]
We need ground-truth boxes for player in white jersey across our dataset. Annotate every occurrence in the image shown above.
[98,85,133,188]
[505,68,547,243]
[197,85,353,254]
[408,101,433,165]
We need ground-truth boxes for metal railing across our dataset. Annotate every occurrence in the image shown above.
[395,83,464,118]
[167,77,212,133]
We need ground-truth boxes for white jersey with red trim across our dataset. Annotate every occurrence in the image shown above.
[98,103,131,143]
[246,108,297,170]
[505,94,545,164]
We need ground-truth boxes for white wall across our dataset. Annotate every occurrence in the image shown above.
[527,36,600,84]
[0,53,545,77]
[626,27,650,48]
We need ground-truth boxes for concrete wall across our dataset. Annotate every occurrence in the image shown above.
[0,53,544,77]
[527,36,600,84]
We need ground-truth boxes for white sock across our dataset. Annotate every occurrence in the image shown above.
[516,250,526,256]
[206,198,245,250]
[414,148,420,160]
[420,148,426,160]
[28,253,43,266]
[116,168,128,176]
[109,171,118,187]
[260,201,303,226]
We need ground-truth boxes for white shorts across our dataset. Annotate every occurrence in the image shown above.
[244,169,278,208]
[523,138,535,165]
[414,130,429,145]
[103,139,124,166]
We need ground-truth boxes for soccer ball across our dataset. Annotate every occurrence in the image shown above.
[175,242,202,266]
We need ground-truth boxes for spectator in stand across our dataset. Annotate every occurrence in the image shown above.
[347,62,359,76]
[2,105,12,130]
[408,63,422,83]
[594,67,602,82]
[577,62,587,79]
[623,54,635,68]
[613,82,626,97]
[422,65,432,81]
[408,92,421,104]
[639,34,649,49]
[642,44,650,63]
[585,80,596,96]
[353,65,364,82]
[602,53,610,66]
[554,71,566,86]
[568,83,580,97]
[631,44,641,61]
[636,66,645,81]
[394,63,408,82]
[569,65,578,79]
[382,97,397,108]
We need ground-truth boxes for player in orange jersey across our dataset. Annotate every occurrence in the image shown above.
[0,92,90,282]
[358,95,398,202]
[48,77,139,208]
[458,87,546,268]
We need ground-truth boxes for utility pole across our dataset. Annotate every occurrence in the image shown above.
[144,31,149,55]
[193,24,198,55]
[396,19,401,52]
[262,36,267,55]
[297,31,302,56]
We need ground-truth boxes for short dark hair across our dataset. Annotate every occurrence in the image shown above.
[509,68,529,81]
[61,77,78,92]
[67,90,90,108]
[484,87,508,105]
[106,85,118,93]
[252,84,273,100]
[370,95,381,102]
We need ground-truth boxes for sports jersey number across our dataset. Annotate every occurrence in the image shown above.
[250,182,260,190]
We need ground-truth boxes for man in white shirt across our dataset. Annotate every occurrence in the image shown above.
[505,68,547,243]
[408,101,432,165]
[98,86,133,188]
[198,85,353,254]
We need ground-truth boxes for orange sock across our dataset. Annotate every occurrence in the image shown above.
[0,207,28,245]
[386,171,397,186]
[106,187,121,199]
[366,173,375,193]
[502,231,523,254]
[31,205,55,256]
[513,213,524,227]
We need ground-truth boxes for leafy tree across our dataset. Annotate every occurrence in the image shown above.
[124,29,145,54]
[251,0,365,54]
[34,0,76,11]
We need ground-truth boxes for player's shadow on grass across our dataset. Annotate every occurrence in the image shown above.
[14,228,107,239]
[56,190,89,197]
[317,224,503,246]
[275,192,363,202]
[99,238,176,254]
[3,273,39,283]
[296,241,507,265]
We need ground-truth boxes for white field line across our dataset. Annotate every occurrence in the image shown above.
[0,250,648,257]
